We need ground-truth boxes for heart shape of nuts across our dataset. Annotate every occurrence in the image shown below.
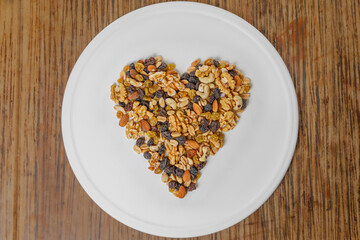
[110,56,251,198]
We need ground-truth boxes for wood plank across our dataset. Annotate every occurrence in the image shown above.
[0,0,358,239]
[0,1,21,239]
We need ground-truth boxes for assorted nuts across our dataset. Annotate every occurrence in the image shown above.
[110,56,251,198]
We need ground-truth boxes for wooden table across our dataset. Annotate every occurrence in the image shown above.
[1,0,359,239]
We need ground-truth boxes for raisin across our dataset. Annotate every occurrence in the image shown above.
[124,102,133,111]
[188,76,197,83]
[209,95,215,104]
[209,121,220,132]
[241,99,247,109]
[190,166,198,176]
[150,92,156,98]
[162,131,172,140]
[187,102,193,110]
[188,183,196,191]
[136,137,145,147]
[176,136,186,145]
[143,75,148,80]
[213,59,220,68]
[200,125,209,133]
[190,173,197,180]
[204,104,212,112]
[155,90,164,98]
[160,121,169,132]
[164,165,176,175]
[195,64,202,69]
[118,102,125,107]
[147,138,154,146]
[168,181,177,189]
[128,85,136,93]
[213,88,221,99]
[158,62,167,70]
[148,57,156,65]
[158,144,166,154]
[193,95,201,103]
[143,152,151,159]
[126,71,131,77]
[175,168,184,177]
[189,71,196,77]
[175,182,181,190]
[129,63,135,69]
[160,157,169,170]
[229,69,237,77]
[141,100,149,109]
[143,67,150,74]
[159,109,167,117]
[195,82,201,90]
[197,162,206,170]
[181,72,190,80]
[200,119,209,127]
[186,82,196,89]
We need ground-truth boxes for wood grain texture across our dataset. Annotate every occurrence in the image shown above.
[1,0,359,239]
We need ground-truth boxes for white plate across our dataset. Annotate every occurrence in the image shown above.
[62,2,298,238]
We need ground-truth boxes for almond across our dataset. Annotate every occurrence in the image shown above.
[147,65,156,72]
[141,119,151,131]
[176,185,187,199]
[130,69,137,78]
[183,170,191,183]
[187,140,200,149]
[192,103,202,115]
[235,75,242,87]
[212,99,218,112]
[119,114,129,127]
[187,149,197,158]
[128,91,139,100]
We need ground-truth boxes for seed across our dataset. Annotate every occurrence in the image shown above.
[183,170,191,182]
[141,119,151,131]
[161,173,169,182]
[119,114,129,127]
[192,103,202,115]
[130,69,137,78]
[187,140,200,149]
[128,91,139,100]
[212,99,218,112]
[176,186,186,198]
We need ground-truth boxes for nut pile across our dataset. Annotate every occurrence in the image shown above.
[110,56,251,198]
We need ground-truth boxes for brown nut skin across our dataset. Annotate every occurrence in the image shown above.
[183,171,191,182]
[187,149,197,158]
[147,65,156,72]
[119,114,129,127]
[187,140,200,149]
[130,69,137,78]
[212,99,218,112]
[128,91,139,100]
[192,103,202,115]
[141,120,151,131]
[176,186,187,199]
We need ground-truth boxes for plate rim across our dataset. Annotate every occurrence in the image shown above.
[61,2,299,237]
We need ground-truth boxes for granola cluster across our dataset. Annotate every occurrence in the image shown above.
[110,56,250,198]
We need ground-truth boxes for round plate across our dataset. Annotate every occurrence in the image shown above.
[62,2,298,238]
